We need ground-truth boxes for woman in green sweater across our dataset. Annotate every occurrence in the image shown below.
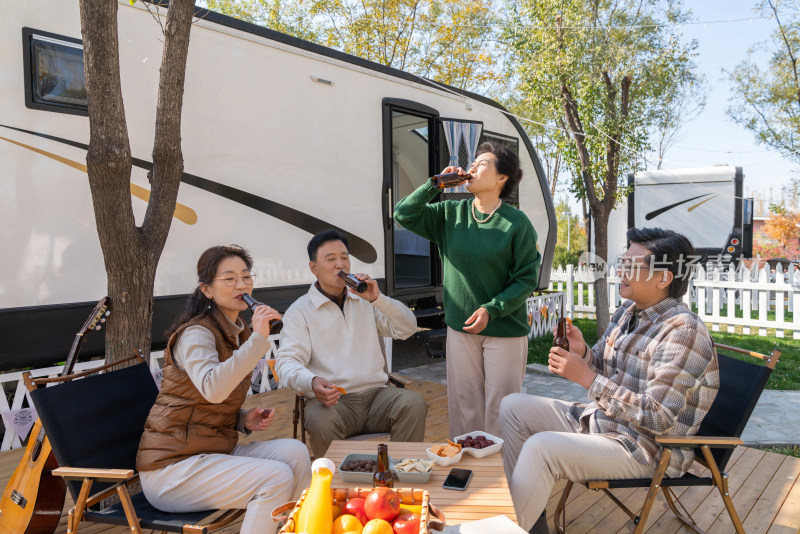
[394,142,541,438]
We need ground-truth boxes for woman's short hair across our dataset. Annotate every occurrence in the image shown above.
[476,142,523,198]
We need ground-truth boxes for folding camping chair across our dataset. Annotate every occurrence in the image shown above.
[553,342,780,534]
[23,353,244,534]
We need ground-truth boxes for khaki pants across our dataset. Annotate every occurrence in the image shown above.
[445,327,528,438]
[140,439,311,534]
[499,393,655,530]
[305,386,428,458]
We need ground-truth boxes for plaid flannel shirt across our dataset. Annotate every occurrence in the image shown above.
[567,298,719,478]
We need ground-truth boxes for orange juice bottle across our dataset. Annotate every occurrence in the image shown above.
[295,458,335,534]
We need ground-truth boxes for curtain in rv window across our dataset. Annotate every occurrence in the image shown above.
[440,120,483,194]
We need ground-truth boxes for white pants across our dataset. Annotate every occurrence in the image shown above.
[445,327,528,438]
[499,394,655,530]
[140,439,311,534]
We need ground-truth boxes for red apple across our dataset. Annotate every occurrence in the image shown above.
[343,497,368,525]
[392,511,421,534]
[365,487,400,522]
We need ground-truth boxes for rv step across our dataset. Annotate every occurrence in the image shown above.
[414,328,446,358]
[413,307,444,318]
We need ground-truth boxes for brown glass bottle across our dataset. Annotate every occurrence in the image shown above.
[553,317,570,351]
[373,443,394,488]
[338,271,368,293]
[432,172,472,189]
[241,294,283,334]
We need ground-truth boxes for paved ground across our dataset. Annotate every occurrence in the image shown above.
[392,339,800,449]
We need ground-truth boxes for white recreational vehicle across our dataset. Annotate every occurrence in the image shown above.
[0,1,557,370]
[597,166,753,264]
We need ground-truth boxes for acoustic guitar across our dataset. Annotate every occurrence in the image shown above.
[0,297,110,534]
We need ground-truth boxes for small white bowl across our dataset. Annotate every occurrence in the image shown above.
[426,446,463,466]
[453,431,504,458]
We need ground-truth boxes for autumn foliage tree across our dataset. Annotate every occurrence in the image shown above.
[207,0,500,91]
[729,0,800,165]
[761,207,800,258]
[503,0,701,334]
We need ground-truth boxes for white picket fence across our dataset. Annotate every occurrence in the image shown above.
[543,263,800,339]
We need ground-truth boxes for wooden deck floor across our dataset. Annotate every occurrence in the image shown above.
[1,378,798,533]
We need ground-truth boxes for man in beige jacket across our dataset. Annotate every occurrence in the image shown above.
[276,229,427,457]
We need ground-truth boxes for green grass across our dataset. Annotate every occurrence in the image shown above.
[691,304,794,322]
[528,318,799,391]
[763,446,800,458]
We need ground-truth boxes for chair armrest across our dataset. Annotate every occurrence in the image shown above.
[388,373,411,388]
[655,435,743,448]
[52,467,136,482]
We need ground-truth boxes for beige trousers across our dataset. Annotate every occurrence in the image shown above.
[445,327,528,438]
[140,439,311,534]
[304,385,428,458]
[499,393,655,530]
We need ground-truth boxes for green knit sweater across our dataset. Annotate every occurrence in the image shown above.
[394,180,541,337]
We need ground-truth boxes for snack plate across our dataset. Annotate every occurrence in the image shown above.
[425,446,463,466]
[339,453,432,484]
[453,430,504,458]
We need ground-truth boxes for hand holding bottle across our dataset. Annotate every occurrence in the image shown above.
[432,165,471,188]
[551,318,586,357]
[347,272,380,303]
[242,293,283,335]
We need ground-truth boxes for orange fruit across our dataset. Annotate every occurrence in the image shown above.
[332,504,343,519]
[333,514,364,534]
[361,518,393,534]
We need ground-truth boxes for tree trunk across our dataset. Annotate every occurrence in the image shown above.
[79,0,195,363]
[592,208,611,337]
[582,198,591,253]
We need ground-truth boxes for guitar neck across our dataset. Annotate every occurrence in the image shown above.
[61,333,85,377]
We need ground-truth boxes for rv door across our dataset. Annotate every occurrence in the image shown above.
[383,100,440,306]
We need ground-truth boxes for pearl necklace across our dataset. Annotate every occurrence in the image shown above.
[471,199,503,223]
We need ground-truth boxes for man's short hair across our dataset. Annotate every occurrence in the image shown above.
[307,229,350,261]
[627,227,695,299]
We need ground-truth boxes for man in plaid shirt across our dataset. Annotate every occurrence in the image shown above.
[500,228,719,533]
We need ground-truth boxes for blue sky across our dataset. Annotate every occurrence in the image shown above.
[659,1,797,204]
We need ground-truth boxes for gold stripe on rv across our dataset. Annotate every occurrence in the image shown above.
[0,135,197,225]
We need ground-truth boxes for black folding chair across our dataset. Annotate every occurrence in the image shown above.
[553,343,781,534]
[24,354,243,534]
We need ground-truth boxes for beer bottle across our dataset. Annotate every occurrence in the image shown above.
[432,172,472,189]
[241,294,283,334]
[373,443,394,488]
[338,270,368,293]
[553,317,570,351]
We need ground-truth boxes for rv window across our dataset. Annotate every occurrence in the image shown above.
[480,131,520,205]
[28,33,87,111]
[480,131,519,154]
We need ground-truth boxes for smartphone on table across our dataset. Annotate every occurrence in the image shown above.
[442,468,473,490]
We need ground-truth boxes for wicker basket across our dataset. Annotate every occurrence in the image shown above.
[275,486,445,533]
